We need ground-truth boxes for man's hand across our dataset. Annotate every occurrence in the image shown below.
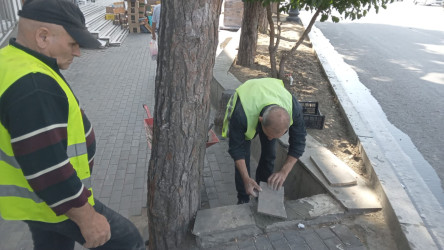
[152,33,156,41]
[268,155,298,191]
[243,177,262,197]
[267,170,289,191]
[66,203,111,248]
[79,211,111,248]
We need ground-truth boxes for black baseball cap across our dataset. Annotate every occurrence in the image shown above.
[18,0,101,49]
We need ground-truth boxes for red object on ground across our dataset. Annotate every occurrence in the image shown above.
[142,104,219,149]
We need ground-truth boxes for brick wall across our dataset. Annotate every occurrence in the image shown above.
[223,0,243,29]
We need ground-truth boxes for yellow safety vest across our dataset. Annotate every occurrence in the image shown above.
[222,78,293,140]
[0,45,94,223]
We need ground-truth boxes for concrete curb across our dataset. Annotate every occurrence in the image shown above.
[210,13,443,249]
[299,11,444,249]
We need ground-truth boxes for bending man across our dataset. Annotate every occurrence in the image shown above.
[222,78,307,204]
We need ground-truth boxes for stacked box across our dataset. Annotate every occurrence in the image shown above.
[106,6,114,13]
[125,0,150,33]
[105,13,115,20]
[113,7,125,14]
[113,1,125,8]
[224,0,243,28]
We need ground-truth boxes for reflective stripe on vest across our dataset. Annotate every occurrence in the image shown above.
[67,142,88,158]
[0,45,94,223]
[222,78,293,140]
[0,149,20,169]
[0,178,92,204]
[221,92,237,138]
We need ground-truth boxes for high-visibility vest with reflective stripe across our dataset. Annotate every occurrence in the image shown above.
[222,78,293,140]
[0,45,94,223]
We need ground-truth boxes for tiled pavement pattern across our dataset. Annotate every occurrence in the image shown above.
[202,224,365,250]
[0,31,366,250]
[202,139,258,209]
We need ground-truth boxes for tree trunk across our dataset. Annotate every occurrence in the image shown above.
[278,9,321,79]
[148,1,222,249]
[267,4,281,78]
[236,1,262,66]
[267,5,277,78]
[258,5,268,34]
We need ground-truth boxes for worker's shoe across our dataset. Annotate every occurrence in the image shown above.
[237,199,249,205]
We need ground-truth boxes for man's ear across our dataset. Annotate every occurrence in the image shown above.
[259,116,263,122]
[35,27,50,49]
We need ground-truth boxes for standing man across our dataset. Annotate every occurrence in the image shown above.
[0,0,144,249]
[222,78,307,204]
[151,3,161,41]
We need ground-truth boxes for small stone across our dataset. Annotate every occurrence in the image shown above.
[298,223,305,229]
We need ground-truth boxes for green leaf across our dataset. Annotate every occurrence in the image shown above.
[320,13,328,22]
[331,16,340,22]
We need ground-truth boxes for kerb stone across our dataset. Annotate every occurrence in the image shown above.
[193,204,262,248]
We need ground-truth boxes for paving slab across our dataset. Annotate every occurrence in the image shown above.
[192,204,261,248]
[301,135,382,213]
[310,150,357,187]
[257,182,287,219]
[193,204,256,236]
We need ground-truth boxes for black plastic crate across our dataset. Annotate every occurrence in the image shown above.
[300,101,325,130]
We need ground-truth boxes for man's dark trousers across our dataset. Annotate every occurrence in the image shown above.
[25,199,145,250]
[235,126,277,204]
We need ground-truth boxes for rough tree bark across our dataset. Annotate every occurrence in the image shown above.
[147,1,222,249]
[236,1,262,66]
[266,4,281,78]
[258,5,268,34]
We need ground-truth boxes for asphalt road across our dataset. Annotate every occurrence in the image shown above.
[313,3,444,199]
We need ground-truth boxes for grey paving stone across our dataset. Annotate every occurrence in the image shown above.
[288,241,310,250]
[283,229,300,242]
[207,186,218,200]
[253,235,273,250]
[115,169,126,179]
[120,195,132,210]
[286,235,306,246]
[330,224,364,247]
[204,176,215,187]
[101,184,113,198]
[209,199,221,208]
[113,178,125,191]
[125,173,135,184]
[270,238,291,250]
[193,205,255,236]
[212,170,223,181]
[104,174,116,185]
[267,231,285,242]
[258,182,286,219]
[237,237,255,248]
[300,230,328,250]
[134,177,144,189]
[238,246,256,250]
[110,190,123,203]
[324,237,345,250]
[315,227,337,240]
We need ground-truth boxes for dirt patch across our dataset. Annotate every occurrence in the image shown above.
[228,20,397,250]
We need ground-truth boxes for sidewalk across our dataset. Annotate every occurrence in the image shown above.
[0,26,369,249]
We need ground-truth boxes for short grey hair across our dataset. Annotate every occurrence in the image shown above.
[262,105,290,133]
